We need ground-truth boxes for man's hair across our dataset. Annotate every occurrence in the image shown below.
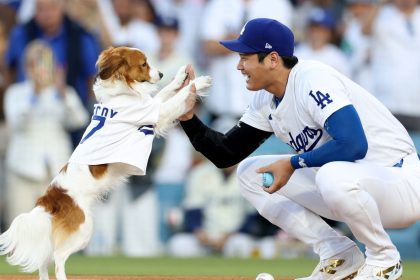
[257,52,298,69]
[281,56,298,69]
[257,52,270,62]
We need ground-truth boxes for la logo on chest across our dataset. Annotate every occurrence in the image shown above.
[93,104,118,119]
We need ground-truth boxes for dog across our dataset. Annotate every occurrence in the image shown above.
[0,46,211,280]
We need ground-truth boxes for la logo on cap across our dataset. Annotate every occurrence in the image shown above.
[265,43,272,49]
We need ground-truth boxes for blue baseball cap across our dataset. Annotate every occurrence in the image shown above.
[309,8,336,29]
[220,18,295,57]
[155,15,179,30]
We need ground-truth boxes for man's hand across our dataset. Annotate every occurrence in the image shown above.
[257,158,295,194]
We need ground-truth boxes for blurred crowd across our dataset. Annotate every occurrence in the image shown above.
[0,0,419,258]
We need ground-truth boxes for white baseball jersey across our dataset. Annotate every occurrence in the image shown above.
[240,60,416,166]
[69,94,160,175]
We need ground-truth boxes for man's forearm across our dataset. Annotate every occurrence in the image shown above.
[180,115,272,168]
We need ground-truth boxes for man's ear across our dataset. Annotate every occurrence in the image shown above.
[269,52,281,68]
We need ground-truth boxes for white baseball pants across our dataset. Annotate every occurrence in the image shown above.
[237,153,420,266]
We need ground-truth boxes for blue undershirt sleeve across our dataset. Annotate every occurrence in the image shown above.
[290,105,368,169]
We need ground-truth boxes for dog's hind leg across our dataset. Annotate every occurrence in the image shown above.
[39,247,53,280]
[54,236,91,280]
[39,262,50,280]
[54,220,93,280]
[54,250,69,280]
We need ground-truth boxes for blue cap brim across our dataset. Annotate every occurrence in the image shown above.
[220,39,259,54]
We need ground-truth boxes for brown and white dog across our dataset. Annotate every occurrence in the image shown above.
[0,46,211,280]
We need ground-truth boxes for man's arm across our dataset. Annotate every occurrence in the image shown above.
[259,105,368,194]
[180,116,272,168]
[290,105,368,169]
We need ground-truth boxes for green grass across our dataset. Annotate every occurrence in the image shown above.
[1,256,420,279]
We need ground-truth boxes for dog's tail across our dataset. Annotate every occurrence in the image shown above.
[0,206,53,272]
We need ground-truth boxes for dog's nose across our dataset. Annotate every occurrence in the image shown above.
[159,72,163,79]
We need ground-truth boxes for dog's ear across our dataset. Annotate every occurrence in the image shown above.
[96,47,125,80]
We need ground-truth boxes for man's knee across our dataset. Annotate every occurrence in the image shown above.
[316,162,353,205]
[237,157,257,178]
[236,157,259,192]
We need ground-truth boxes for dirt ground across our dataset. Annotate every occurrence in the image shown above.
[0,276,293,280]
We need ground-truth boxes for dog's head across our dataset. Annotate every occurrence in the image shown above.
[94,46,163,101]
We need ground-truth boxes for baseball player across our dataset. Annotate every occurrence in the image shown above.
[179,18,420,280]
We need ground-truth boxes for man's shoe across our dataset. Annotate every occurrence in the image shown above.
[295,245,365,280]
[353,261,402,280]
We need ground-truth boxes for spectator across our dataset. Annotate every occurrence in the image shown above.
[167,117,256,257]
[151,0,207,67]
[147,15,196,243]
[152,127,193,243]
[3,40,89,227]
[200,0,294,123]
[150,15,195,86]
[364,0,420,133]
[132,0,158,23]
[96,0,159,54]
[341,0,377,91]
[65,0,112,48]
[16,0,109,49]
[5,0,100,146]
[0,10,14,231]
[292,0,337,43]
[167,158,255,257]
[0,20,9,122]
[5,0,100,108]
[295,7,351,76]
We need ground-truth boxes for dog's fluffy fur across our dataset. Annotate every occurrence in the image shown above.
[0,46,211,280]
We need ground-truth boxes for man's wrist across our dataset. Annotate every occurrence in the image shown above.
[290,155,304,169]
[179,112,194,122]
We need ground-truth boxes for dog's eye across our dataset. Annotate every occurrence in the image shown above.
[142,62,147,67]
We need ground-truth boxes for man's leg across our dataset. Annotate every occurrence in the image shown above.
[316,160,416,265]
[315,155,420,279]
[237,155,363,279]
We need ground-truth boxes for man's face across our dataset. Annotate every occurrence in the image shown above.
[237,53,271,91]
[35,0,64,35]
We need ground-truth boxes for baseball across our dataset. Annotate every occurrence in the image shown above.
[255,272,275,280]
[262,172,274,187]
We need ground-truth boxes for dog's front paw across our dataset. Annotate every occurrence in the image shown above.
[169,65,188,90]
[193,76,212,94]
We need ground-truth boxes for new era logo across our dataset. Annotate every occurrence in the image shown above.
[240,22,247,35]
[265,43,272,49]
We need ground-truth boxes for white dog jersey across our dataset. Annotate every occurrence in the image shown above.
[69,94,160,175]
[240,60,416,167]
